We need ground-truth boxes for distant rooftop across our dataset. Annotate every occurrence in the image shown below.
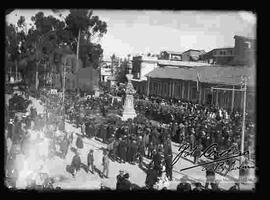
[161,50,183,55]
[146,65,255,87]
[234,35,256,41]
[182,49,205,54]
[158,60,213,67]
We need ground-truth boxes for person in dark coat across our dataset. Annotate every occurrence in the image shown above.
[71,152,81,176]
[193,145,202,164]
[145,166,158,189]
[126,139,132,163]
[116,170,125,189]
[118,137,127,163]
[89,122,96,138]
[131,140,138,164]
[117,173,132,190]
[87,149,95,174]
[164,153,173,181]
[113,138,120,161]
[85,122,90,138]
[152,149,162,177]
[76,135,84,149]
[99,124,107,143]
[102,150,110,178]
[176,175,192,192]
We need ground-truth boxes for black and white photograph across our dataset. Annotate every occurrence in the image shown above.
[5,9,256,191]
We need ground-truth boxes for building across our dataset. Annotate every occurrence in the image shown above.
[131,55,158,95]
[158,59,213,68]
[100,61,113,83]
[159,50,182,61]
[200,35,256,66]
[200,47,235,65]
[233,35,256,66]
[181,49,205,61]
[145,65,255,113]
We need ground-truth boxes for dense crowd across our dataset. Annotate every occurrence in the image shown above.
[135,95,255,159]
[5,85,254,191]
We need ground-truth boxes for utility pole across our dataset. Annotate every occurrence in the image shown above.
[239,76,247,183]
[211,76,248,187]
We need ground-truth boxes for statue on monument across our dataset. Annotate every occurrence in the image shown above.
[122,56,137,121]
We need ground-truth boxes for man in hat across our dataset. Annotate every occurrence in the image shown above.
[102,150,110,178]
[87,149,95,174]
[116,170,125,189]
[117,172,132,190]
[176,175,191,192]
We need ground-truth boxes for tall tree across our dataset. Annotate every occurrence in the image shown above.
[65,9,107,68]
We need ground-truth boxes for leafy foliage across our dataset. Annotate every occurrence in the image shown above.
[6,9,107,90]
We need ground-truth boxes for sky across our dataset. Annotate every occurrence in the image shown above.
[6,10,256,59]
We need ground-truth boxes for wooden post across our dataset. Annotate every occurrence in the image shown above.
[187,81,190,101]
[199,84,202,104]
[182,81,185,99]
[169,81,171,97]
[231,86,235,112]
[172,80,175,98]
[147,76,150,96]
[215,89,219,106]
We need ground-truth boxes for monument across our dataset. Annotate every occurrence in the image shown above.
[122,57,137,121]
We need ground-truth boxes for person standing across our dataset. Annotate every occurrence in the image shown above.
[164,153,173,181]
[205,164,216,190]
[116,170,125,190]
[71,151,81,177]
[102,150,110,178]
[193,145,202,164]
[87,149,95,174]
[113,138,120,161]
[142,131,150,155]
[152,149,162,177]
[190,132,195,151]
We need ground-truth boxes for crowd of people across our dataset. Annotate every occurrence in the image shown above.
[5,84,254,191]
[135,95,255,160]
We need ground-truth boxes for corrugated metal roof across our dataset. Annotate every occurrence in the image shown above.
[158,60,212,67]
[146,66,255,87]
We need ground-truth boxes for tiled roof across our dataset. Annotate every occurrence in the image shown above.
[146,65,255,87]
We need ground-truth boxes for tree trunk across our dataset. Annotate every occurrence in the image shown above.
[36,61,40,91]
[76,28,81,95]
[15,60,18,81]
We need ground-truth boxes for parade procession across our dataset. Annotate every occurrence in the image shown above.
[5,9,256,192]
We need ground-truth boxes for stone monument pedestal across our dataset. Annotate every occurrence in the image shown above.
[122,94,137,121]
[121,57,137,121]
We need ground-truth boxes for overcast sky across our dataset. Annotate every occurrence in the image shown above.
[6,10,256,59]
